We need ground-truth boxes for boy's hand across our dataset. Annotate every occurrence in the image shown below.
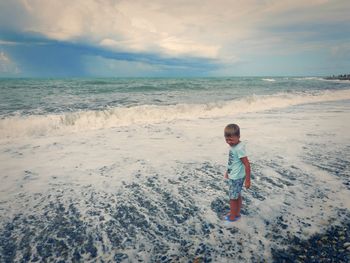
[245,178,251,189]
[224,171,228,179]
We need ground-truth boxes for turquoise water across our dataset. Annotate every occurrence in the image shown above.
[1,77,349,117]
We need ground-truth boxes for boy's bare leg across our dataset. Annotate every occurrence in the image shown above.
[229,199,238,220]
[237,194,242,216]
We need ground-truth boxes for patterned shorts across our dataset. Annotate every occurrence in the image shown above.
[226,177,245,200]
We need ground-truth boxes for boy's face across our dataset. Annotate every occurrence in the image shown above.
[225,135,240,146]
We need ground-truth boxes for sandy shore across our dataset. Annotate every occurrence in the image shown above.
[0,99,349,262]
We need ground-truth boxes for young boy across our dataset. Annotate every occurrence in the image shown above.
[223,123,251,222]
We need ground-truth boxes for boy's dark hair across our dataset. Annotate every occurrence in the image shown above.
[224,123,240,137]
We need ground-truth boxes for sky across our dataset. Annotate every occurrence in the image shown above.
[0,0,349,77]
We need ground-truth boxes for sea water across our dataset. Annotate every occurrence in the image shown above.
[0,77,349,262]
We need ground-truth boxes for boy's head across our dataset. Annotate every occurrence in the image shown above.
[224,123,240,146]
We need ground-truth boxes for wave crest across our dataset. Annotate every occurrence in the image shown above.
[1,89,350,139]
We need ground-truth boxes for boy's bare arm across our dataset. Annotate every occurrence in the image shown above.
[240,156,251,188]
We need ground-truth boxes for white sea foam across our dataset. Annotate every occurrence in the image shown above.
[321,78,350,83]
[262,78,276,82]
[1,89,350,139]
[0,98,349,261]
[294,77,325,81]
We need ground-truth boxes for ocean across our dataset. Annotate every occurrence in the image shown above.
[0,77,349,262]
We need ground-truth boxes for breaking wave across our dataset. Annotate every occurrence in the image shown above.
[1,89,350,139]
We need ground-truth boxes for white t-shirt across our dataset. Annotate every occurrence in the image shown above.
[227,141,247,180]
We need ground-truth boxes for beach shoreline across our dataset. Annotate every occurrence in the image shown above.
[1,98,349,262]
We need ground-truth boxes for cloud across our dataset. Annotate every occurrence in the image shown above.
[330,43,350,58]
[0,0,277,60]
[0,51,20,75]
[82,55,215,77]
[0,31,220,77]
[0,40,19,45]
[9,0,223,59]
[0,0,349,76]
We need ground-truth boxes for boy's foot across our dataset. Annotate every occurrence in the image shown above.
[224,212,241,218]
[223,215,241,222]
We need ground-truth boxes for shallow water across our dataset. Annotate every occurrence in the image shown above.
[1,77,350,140]
[0,87,349,262]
